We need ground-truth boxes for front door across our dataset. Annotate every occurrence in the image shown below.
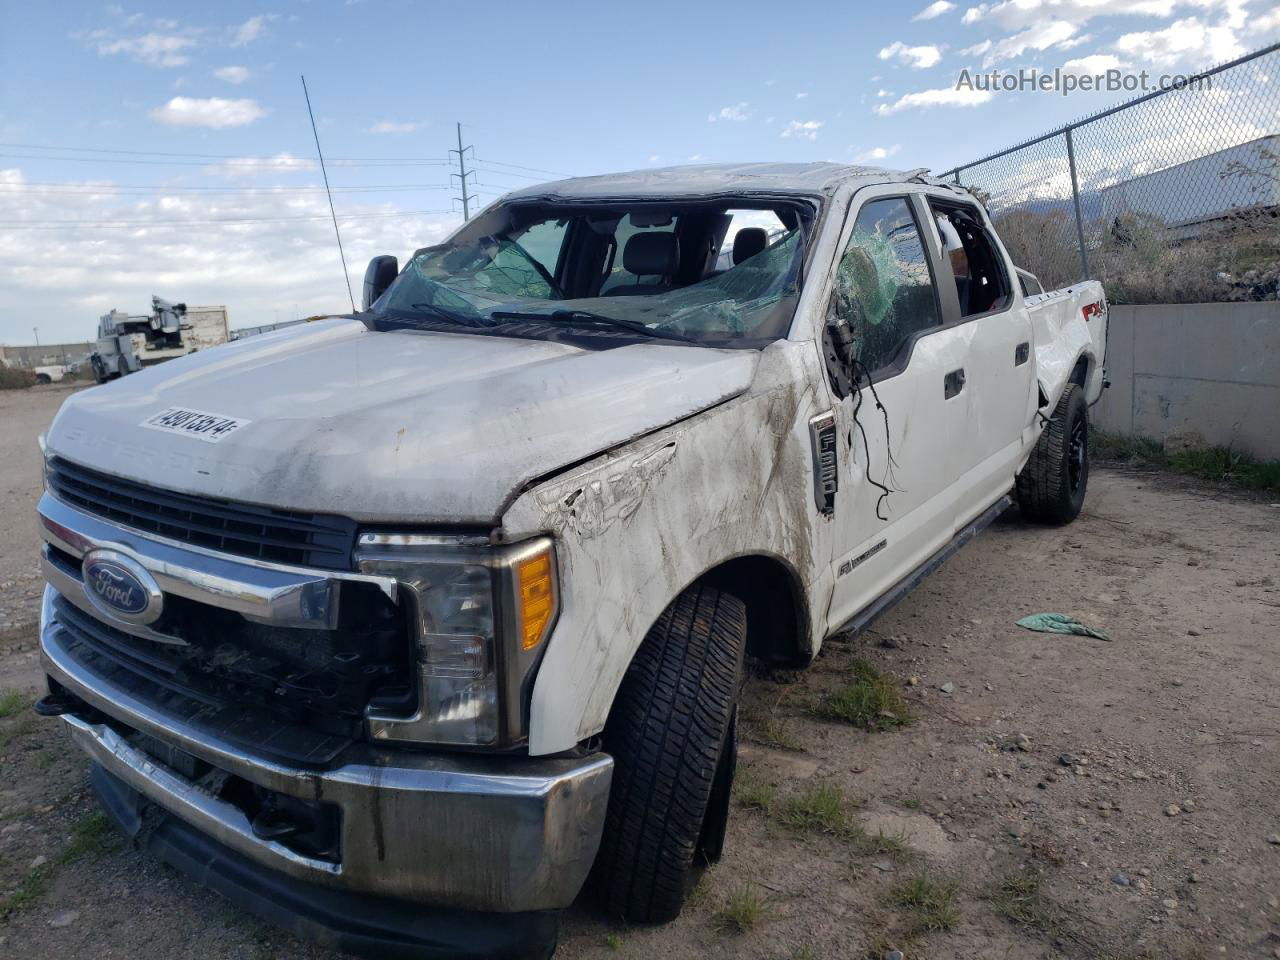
[823,190,974,635]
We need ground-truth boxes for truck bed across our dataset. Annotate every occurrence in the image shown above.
[1025,279,1108,407]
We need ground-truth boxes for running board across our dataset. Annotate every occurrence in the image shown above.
[833,495,1014,638]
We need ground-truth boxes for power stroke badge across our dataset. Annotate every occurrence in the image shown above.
[142,407,251,444]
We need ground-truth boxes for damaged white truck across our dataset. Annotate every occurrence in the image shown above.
[34,163,1106,958]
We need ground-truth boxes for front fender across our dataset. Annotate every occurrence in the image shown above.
[502,340,833,755]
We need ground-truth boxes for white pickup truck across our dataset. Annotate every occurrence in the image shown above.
[34,163,1106,958]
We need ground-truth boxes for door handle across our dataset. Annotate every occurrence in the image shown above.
[944,368,966,399]
[1015,342,1030,366]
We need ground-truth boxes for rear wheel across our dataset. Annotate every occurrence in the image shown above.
[35,373,51,385]
[593,584,746,923]
[1017,383,1088,524]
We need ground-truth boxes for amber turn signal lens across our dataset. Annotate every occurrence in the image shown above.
[516,551,555,651]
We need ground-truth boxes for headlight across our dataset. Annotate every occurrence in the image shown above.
[355,533,558,748]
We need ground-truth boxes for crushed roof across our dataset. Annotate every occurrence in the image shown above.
[501,161,950,201]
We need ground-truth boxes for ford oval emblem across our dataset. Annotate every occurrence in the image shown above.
[81,550,163,625]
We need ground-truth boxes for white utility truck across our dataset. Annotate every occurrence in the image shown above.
[34,163,1106,959]
[90,297,229,382]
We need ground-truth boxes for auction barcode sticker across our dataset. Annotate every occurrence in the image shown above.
[141,407,251,444]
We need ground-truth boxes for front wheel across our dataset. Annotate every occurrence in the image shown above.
[1017,383,1088,524]
[592,584,746,923]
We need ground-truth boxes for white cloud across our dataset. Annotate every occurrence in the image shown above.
[688,153,704,161]
[369,120,421,134]
[151,96,267,129]
[983,20,1078,66]
[647,154,661,163]
[854,144,902,162]
[208,153,316,177]
[0,166,461,342]
[230,14,270,47]
[795,91,808,99]
[964,0,1243,33]
[913,1,956,20]
[876,88,895,97]
[1114,16,1245,68]
[780,120,824,140]
[92,29,196,67]
[1061,53,1126,74]
[879,41,944,69]
[707,102,752,122]
[874,86,993,114]
[213,65,251,84]
[959,40,992,56]
[1254,7,1280,32]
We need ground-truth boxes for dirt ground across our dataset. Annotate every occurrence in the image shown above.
[1,385,1278,960]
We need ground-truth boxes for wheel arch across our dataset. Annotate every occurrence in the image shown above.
[692,551,812,668]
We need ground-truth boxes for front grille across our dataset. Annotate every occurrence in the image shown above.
[46,458,358,571]
[50,575,415,744]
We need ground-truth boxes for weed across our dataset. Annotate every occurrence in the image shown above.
[776,783,854,837]
[0,865,50,919]
[604,933,623,951]
[848,825,914,862]
[989,869,1060,933]
[714,883,771,934]
[0,713,39,750]
[57,811,118,865]
[1168,446,1280,491]
[752,714,804,751]
[684,874,712,911]
[810,660,911,731]
[734,770,777,812]
[0,690,33,720]
[1092,429,1280,492]
[890,872,961,932]
[1092,430,1168,465]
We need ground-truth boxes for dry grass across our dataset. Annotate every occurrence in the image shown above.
[713,883,772,934]
[989,869,1061,933]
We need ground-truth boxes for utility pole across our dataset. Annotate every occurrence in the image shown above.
[450,122,478,220]
[32,327,39,346]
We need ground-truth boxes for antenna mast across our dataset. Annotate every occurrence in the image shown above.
[300,75,355,313]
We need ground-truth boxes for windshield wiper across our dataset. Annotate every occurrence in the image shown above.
[487,308,694,343]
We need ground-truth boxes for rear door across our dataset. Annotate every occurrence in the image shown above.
[925,198,1034,524]
[823,188,975,634]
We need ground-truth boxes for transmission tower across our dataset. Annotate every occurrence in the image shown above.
[450,122,478,220]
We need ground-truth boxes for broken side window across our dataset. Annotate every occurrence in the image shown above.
[831,197,940,375]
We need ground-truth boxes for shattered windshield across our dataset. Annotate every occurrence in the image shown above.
[372,200,813,346]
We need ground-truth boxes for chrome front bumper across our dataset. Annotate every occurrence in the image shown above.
[40,593,613,913]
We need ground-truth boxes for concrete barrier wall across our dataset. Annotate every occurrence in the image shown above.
[1093,302,1280,459]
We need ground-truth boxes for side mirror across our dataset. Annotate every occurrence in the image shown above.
[362,255,399,311]
[823,312,858,400]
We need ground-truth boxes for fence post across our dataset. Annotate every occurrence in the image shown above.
[1064,127,1090,280]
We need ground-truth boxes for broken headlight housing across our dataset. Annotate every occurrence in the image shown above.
[355,534,557,749]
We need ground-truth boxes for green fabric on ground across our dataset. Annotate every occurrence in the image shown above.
[1016,612,1111,641]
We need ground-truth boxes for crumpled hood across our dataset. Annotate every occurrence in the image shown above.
[45,318,758,524]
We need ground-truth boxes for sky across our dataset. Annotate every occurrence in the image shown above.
[1,0,1277,344]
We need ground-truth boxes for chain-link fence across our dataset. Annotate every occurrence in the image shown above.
[942,42,1280,304]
